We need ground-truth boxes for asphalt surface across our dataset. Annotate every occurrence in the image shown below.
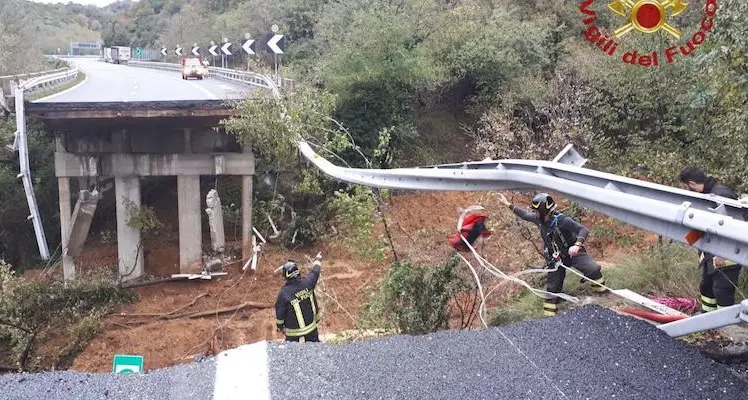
[0,357,216,400]
[1,306,747,399]
[33,58,252,103]
[268,306,748,400]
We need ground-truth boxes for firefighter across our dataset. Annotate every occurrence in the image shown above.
[678,166,743,313]
[275,253,323,342]
[497,192,607,316]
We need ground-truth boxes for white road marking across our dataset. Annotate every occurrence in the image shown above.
[213,340,270,400]
[170,76,218,100]
[31,74,88,103]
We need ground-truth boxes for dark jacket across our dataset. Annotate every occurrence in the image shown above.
[700,177,740,272]
[510,205,590,264]
[275,264,321,337]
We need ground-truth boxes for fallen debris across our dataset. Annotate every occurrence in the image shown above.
[175,301,272,319]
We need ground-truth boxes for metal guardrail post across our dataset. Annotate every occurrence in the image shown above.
[14,87,50,260]
[5,67,80,260]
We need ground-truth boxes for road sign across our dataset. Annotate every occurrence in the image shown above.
[175,47,183,56]
[135,47,142,57]
[191,46,200,56]
[267,34,284,55]
[242,39,255,55]
[112,355,143,374]
[209,45,219,56]
[221,42,232,56]
[160,48,167,56]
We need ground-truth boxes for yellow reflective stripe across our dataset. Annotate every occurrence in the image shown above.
[543,303,557,310]
[543,310,556,317]
[723,259,738,267]
[276,319,284,325]
[699,252,705,262]
[284,321,318,336]
[701,304,717,312]
[292,301,306,330]
[701,295,717,305]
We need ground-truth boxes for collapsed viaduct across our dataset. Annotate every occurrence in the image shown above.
[26,100,255,281]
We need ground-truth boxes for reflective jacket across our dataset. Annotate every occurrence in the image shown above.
[510,205,590,264]
[275,263,321,337]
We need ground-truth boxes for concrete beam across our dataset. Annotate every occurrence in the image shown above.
[55,152,255,177]
[58,177,76,280]
[178,176,202,274]
[65,189,100,257]
[115,176,144,281]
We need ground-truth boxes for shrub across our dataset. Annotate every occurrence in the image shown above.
[359,256,475,335]
[0,260,136,371]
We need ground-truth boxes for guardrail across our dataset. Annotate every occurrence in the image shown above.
[21,68,81,97]
[0,68,69,110]
[5,67,82,261]
[126,60,293,94]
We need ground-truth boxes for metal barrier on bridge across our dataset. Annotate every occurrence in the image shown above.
[5,67,82,260]
[298,141,748,337]
[126,60,293,93]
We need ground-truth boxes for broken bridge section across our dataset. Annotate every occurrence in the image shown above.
[27,100,255,282]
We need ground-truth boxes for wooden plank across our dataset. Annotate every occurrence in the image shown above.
[611,289,688,316]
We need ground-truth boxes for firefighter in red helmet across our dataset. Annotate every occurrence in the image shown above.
[497,193,608,317]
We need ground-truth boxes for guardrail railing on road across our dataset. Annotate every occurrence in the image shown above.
[5,67,82,261]
[0,68,70,111]
[126,60,292,94]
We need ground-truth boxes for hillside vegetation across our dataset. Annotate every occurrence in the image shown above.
[1,0,747,267]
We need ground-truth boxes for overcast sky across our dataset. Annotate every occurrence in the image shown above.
[28,0,128,6]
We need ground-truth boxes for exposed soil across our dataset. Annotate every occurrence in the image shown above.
[23,190,659,373]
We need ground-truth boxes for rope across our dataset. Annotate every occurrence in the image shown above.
[454,206,570,399]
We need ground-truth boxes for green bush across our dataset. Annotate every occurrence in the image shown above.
[0,259,136,371]
[605,242,701,298]
[359,257,474,335]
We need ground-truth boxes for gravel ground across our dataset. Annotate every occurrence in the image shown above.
[268,305,748,400]
[3,305,748,400]
[0,357,216,400]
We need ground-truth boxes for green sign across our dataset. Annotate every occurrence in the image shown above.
[135,47,142,57]
[112,354,144,374]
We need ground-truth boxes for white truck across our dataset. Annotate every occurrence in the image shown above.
[103,46,131,64]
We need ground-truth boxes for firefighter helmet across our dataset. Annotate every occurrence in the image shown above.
[281,260,300,280]
[531,193,556,220]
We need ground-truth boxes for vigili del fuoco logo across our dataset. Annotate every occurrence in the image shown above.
[580,0,718,67]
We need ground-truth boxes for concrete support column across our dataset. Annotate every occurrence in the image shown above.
[178,175,202,274]
[241,144,254,262]
[58,177,76,280]
[241,175,254,261]
[115,176,143,281]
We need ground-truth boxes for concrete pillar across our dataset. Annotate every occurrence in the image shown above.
[66,189,100,257]
[205,189,225,253]
[242,175,253,262]
[115,176,144,281]
[178,175,202,274]
[58,177,76,280]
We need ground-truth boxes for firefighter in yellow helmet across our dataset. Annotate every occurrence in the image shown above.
[498,193,607,316]
[275,253,323,342]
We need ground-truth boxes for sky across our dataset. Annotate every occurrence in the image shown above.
[28,0,129,6]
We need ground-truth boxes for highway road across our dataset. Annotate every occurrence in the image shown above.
[1,306,747,399]
[33,58,253,103]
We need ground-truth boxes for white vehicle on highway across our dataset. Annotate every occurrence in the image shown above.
[103,46,131,64]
